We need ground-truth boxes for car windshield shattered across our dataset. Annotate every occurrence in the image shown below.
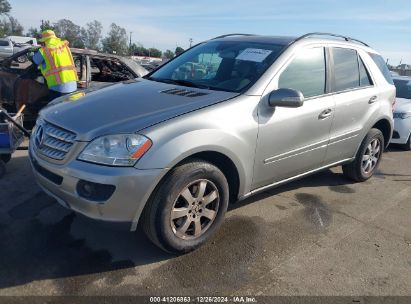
[147,41,285,92]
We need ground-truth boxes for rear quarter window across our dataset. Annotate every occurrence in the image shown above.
[368,53,394,85]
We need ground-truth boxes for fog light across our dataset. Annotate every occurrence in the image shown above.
[76,180,116,202]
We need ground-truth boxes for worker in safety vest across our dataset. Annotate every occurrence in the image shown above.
[32,30,78,101]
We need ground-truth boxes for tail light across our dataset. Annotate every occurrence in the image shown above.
[391,96,396,113]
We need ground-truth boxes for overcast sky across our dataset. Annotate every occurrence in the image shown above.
[9,0,411,64]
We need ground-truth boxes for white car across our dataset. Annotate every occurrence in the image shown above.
[391,76,411,150]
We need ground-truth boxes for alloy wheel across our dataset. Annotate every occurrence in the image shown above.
[170,179,220,240]
[361,138,381,174]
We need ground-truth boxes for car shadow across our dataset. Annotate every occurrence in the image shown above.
[0,156,372,290]
[386,144,407,152]
[0,155,174,289]
[229,168,355,211]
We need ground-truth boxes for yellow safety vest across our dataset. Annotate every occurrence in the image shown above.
[39,39,78,88]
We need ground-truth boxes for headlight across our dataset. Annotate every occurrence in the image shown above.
[78,134,152,166]
[393,112,411,119]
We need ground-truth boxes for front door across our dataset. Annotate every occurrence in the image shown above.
[253,47,334,189]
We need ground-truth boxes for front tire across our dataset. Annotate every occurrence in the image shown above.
[342,128,384,182]
[142,160,229,254]
[17,55,28,63]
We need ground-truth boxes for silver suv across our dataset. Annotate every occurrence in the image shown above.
[29,33,395,253]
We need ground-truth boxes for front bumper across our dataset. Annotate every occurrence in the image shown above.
[29,143,166,230]
[390,118,411,144]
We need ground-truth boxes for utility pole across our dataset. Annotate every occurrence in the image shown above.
[129,31,133,55]
[189,38,193,48]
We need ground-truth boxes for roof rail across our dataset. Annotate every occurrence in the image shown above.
[212,33,255,40]
[294,32,369,47]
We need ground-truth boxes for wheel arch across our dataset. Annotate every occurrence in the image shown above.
[372,118,392,148]
[130,148,245,231]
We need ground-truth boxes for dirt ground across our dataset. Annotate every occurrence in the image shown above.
[0,143,410,297]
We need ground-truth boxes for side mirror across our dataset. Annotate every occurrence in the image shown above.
[268,88,304,108]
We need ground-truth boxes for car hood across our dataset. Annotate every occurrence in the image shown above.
[395,98,411,113]
[40,79,239,141]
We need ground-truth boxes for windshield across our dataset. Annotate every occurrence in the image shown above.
[393,79,411,99]
[147,41,285,92]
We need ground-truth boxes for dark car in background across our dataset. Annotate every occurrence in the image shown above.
[0,47,148,126]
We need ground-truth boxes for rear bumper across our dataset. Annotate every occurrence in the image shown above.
[29,143,167,230]
[390,118,410,144]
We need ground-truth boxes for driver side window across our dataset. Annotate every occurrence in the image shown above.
[278,47,326,98]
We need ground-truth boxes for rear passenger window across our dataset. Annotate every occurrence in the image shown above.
[368,53,394,85]
[359,57,372,87]
[278,47,325,98]
[332,48,360,92]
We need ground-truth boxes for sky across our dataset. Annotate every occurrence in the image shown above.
[9,0,411,64]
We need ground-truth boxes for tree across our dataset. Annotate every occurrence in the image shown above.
[133,44,149,56]
[40,20,54,32]
[81,20,102,50]
[163,49,174,59]
[101,23,128,55]
[0,16,23,36]
[26,27,40,38]
[26,20,54,39]
[53,19,83,48]
[148,47,162,58]
[175,46,184,56]
[0,0,11,15]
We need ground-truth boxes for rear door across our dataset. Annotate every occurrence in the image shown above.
[324,47,378,164]
[253,46,335,189]
[0,39,13,58]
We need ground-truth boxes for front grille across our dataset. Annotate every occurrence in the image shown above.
[34,121,76,160]
[160,88,208,98]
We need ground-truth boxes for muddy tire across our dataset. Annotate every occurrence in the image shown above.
[0,154,12,164]
[342,128,384,182]
[141,160,229,254]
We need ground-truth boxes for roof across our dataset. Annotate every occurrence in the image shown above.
[212,35,297,46]
[211,33,372,49]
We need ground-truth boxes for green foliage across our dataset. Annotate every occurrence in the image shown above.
[148,47,162,58]
[0,0,11,15]
[53,19,84,48]
[0,1,24,37]
[81,20,102,50]
[164,49,174,59]
[26,20,55,39]
[0,16,24,37]
[101,23,128,55]
[175,46,184,56]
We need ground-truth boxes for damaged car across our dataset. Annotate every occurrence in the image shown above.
[0,47,148,126]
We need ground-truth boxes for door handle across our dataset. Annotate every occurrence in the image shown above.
[318,108,332,119]
[369,96,378,104]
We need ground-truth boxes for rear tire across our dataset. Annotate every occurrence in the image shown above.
[342,128,384,182]
[141,159,229,254]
